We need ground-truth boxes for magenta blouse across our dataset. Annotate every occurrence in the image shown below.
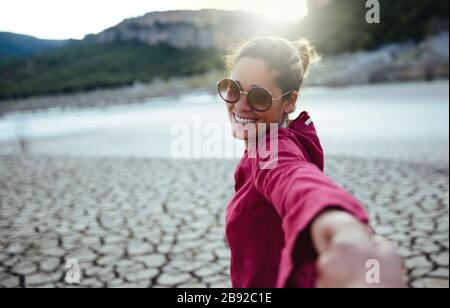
[225,111,369,288]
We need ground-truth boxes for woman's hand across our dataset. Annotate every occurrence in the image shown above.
[312,210,406,288]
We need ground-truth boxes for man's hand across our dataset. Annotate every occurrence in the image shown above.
[312,210,406,288]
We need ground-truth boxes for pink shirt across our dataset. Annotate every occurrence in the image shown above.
[225,111,369,288]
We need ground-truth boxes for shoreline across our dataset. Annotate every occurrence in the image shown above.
[1,149,449,172]
[0,71,222,115]
[1,77,448,116]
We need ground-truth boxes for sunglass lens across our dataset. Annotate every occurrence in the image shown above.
[218,79,239,103]
[248,88,272,111]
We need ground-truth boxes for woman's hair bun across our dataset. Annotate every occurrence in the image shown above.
[292,38,320,74]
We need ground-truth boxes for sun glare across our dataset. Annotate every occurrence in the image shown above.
[248,0,309,23]
[199,0,308,23]
[0,0,309,39]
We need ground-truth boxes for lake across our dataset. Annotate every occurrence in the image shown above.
[0,81,448,166]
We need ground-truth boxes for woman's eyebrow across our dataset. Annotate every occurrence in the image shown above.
[234,80,263,90]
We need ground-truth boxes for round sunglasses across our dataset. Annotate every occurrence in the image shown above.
[217,78,294,112]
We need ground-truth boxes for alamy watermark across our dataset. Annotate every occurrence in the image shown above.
[170,116,280,169]
[65,258,81,285]
[365,258,381,284]
[366,0,381,24]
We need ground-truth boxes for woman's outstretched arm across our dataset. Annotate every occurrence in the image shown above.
[311,209,406,288]
[250,134,405,287]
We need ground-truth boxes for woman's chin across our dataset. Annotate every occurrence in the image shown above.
[232,131,247,141]
[229,115,259,141]
[232,128,257,141]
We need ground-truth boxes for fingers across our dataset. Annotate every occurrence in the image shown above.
[315,233,407,288]
[371,235,407,286]
[372,235,404,266]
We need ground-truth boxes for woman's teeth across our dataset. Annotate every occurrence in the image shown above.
[235,114,257,124]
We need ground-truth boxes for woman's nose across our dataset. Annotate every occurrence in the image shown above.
[235,94,252,112]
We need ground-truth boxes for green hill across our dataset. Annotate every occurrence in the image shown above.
[0,32,67,60]
[0,41,222,99]
[300,0,449,54]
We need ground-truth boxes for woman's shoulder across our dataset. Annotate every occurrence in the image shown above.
[272,127,309,159]
[244,127,309,171]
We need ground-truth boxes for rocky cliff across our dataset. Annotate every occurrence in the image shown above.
[84,9,293,51]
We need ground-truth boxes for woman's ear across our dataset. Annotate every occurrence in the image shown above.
[284,91,299,114]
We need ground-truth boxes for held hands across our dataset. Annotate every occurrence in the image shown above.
[312,210,407,288]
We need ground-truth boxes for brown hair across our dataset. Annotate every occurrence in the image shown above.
[225,36,320,96]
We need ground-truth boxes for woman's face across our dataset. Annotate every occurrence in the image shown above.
[227,57,297,141]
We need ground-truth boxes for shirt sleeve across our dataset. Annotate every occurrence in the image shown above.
[249,134,369,288]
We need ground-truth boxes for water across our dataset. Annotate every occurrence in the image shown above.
[0,81,448,165]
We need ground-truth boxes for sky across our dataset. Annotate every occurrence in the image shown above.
[0,0,308,40]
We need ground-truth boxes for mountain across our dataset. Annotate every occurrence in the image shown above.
[299,0,449,54]
[84,9,292,50]
[0,40,222,99]
[84,3,448,54]
[0,9,292,100]
[0,4,448,101]
[0,32,68,60]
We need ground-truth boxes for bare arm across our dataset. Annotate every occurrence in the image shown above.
[311,210,406,288]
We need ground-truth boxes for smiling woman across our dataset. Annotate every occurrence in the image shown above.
[220,36,406,288]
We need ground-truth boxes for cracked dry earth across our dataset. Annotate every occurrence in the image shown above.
[0,155,448,288]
